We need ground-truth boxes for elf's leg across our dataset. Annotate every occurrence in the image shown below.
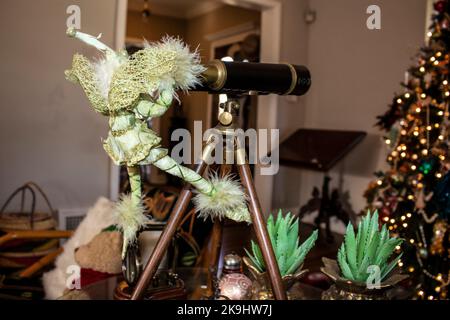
[146,147,250,223]
[114,166,148,258]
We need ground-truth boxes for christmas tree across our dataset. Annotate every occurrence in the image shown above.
[364,0,449,300]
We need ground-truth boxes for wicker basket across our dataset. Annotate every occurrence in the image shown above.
[0,182,58,269]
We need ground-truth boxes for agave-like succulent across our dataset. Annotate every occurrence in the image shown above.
[337,210,403,283]
[245,210,318,277]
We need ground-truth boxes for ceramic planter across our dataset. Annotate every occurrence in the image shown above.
[243,256,308,300]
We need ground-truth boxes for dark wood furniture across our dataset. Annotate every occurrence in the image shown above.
[279,129,366,241]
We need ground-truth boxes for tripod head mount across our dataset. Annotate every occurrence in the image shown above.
[218,99,241,127]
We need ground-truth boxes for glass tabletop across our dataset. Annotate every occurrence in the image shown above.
[59,268,323,300]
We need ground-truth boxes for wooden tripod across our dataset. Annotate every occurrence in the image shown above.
[130,99,286,300]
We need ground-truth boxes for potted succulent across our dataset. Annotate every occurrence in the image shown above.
[244,210,318,299]
[321,210,408,300]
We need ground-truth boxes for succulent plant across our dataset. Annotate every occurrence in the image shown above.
[245,210,318,277]
[337,210,403,283]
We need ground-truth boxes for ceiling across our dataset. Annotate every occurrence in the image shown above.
[127,0,225,19]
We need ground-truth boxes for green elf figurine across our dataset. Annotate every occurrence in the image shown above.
[65,28,250,260]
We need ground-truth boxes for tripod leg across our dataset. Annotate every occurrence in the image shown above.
[130,160,208,300]
[237,162,287,300]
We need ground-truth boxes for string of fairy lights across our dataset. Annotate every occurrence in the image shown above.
[377,43,450,299]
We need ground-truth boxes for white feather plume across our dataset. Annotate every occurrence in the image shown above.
[113,194,149,258]
[145,36,206,93]
[193,174,251,223]
[93,55,122,99]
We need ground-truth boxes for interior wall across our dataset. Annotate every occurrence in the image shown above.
[0,0,119,211]
[127,11,187,41]
[273,0,428,231]
[272,0,310,212]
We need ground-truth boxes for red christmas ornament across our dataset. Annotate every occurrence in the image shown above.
[434,0,446,13]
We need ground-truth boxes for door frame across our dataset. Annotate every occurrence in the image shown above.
[219,0,282,214]
[108,0,128,201]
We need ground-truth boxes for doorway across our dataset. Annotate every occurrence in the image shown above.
[112,0,282,214]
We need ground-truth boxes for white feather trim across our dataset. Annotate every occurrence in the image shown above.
[93,55,122,99]
[113,194,149,257]
[192,174,251,223]
[145,36,206,93]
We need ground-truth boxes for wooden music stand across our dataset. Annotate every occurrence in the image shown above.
[279,128,367,241]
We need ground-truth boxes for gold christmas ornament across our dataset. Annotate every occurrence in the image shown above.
[430,220,448,256]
